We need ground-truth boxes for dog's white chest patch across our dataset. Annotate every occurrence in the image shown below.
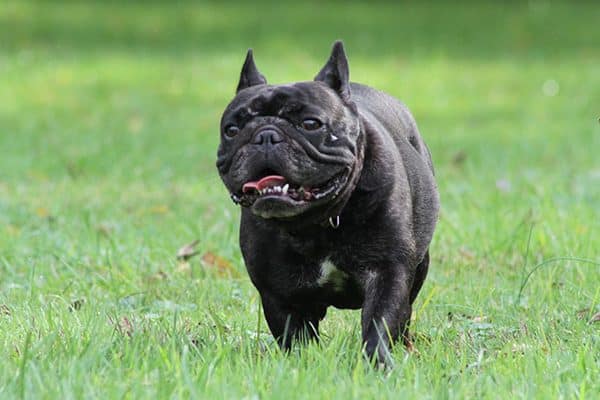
[317,259,348,291]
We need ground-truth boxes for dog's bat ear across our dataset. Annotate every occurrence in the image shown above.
[237,49,267,93]
[315,40,351,102]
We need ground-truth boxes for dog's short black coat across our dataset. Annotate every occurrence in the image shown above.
[216,41,439,365]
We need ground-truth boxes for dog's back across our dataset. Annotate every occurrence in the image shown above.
[350,82,434,173]
[350,82,439,259]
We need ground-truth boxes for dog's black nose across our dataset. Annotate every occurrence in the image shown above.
[252,129,283,146]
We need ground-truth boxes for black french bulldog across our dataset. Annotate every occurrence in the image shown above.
[216,41,439,365]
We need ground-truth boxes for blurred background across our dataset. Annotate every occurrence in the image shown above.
[1,0,599,310]
[2,0,598,181]
[2,0,600,316]
[1,1,599,397]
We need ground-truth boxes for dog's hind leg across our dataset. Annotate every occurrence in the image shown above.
[401,250,430,352]
[410,250,429,305]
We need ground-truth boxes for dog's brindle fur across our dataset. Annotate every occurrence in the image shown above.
[217,41,439,365]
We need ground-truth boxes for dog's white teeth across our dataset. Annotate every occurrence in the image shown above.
[257,186,289,196]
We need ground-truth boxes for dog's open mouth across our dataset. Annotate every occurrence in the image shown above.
[231,172,348,207]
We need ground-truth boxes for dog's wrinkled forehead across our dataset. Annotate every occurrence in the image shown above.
[223,82,342,124]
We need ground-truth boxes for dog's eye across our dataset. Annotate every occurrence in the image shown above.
[224,125,240,138]
[301,119,322,131]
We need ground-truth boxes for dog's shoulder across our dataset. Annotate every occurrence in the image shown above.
[350,82,433,173]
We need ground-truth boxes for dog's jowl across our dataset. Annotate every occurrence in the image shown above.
[216,41,439,365]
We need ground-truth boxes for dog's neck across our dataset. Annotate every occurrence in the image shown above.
[315,117,367,229]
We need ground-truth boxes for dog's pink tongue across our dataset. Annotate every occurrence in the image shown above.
[242,175,286,193]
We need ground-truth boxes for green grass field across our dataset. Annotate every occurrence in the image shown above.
[1,1,599,398]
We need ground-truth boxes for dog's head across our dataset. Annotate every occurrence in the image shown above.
[217,41,364,221]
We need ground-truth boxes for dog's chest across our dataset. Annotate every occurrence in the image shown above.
[314,258,349,291]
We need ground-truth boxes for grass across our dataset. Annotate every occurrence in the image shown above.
[1,0,599,398]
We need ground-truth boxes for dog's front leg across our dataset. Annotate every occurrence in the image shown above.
[361,266,412,366]
[260,292,322,351]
